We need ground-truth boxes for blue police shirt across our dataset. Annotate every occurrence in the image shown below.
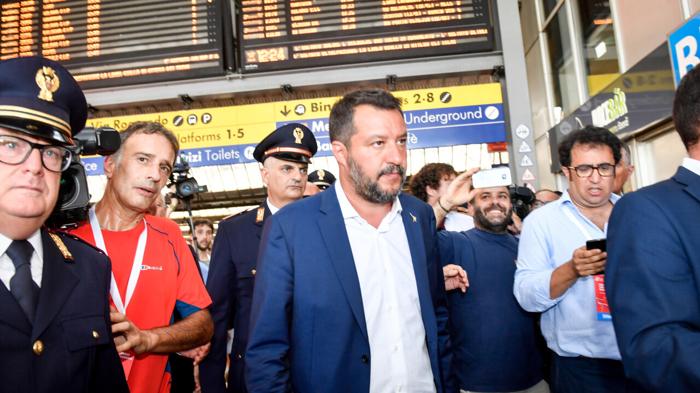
[514,190,621,359]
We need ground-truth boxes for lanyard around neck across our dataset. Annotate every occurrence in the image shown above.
[89,207,148,314]
[562,204,597,241]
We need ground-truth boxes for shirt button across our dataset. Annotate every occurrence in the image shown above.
[393,345,399,352]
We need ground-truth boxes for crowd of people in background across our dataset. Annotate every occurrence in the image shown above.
[2,55,700,393]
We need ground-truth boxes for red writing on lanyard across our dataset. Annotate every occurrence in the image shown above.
[594,274,611,321]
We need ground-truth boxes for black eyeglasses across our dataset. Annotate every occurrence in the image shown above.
[0,134,72,173]
[567,163,615,178]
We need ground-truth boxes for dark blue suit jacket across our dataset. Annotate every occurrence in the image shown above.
[0,229,128,393]
[200,203,270,393]
[607,166,700,391]
[246,187,453,393]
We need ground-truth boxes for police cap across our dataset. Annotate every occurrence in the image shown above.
[308,169,336,190]
[253,123,317,164]
[0,56,87,145]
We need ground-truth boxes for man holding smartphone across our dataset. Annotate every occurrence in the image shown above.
[513,126,639,392]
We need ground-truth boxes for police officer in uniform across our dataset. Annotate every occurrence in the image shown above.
[0,57,128,392]
[200,123,317,393]
[308,168,336,190]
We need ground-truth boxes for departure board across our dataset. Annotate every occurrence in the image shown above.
[239,0,494,72]
[1,0,225,89]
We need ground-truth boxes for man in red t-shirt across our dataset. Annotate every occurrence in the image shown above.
[71,121,213,393]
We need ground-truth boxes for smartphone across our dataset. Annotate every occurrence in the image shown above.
[472,166,512,189]
[586,238,607,252]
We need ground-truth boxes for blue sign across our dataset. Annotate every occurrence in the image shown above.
[669,13,700,86]
[83,104,505,176]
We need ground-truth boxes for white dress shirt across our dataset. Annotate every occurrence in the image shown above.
[682,157,700,176]
[266,198,281,215]
[0,230,44,290]
[335,182,436,393]
[444,211,475,232]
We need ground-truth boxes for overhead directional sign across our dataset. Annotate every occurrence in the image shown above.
[669,13,700,86]
[83,83,505,175]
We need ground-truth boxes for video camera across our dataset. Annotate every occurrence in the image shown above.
[169,156,207,202]
[509,185,536,220]
[46,127,121,228]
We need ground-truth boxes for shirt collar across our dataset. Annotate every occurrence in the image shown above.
[558,189,620,210]
[682,157,700,176]
[0,229,43,263]
[266,198,280,215]
[335,180,403,222]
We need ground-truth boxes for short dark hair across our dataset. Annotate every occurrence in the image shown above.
[558,125,621,167]
[193,218,214,232]
[329,89,403,145]
[117,121,180,163]
[408,163,457,202]
[673,65,700,150]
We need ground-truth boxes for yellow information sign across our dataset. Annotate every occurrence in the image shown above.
[86,84,502,150]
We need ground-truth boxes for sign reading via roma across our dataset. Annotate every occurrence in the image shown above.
[82,84,505,175]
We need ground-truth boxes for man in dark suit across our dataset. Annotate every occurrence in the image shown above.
[200,123,317,393]
[606,65,700,391]
[0,56,128,392]
[246,89,453,393]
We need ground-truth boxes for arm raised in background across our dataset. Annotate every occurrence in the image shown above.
[432,168,479,227]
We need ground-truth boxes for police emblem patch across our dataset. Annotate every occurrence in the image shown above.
[35,66,60,102]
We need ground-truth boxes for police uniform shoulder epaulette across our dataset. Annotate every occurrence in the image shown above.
[49,229,107,258]
[221,207,258,221]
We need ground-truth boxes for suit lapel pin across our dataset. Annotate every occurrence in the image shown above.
[409,212,417,223]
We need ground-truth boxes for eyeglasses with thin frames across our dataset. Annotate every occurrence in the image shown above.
[566,163,616,178]
[0,134,72,173]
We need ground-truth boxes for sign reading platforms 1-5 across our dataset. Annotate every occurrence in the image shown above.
[83,83,504,175]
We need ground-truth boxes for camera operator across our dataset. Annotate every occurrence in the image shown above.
[0,56,128,392]
[70,121,213,393]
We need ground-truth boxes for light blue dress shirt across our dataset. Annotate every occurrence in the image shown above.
[514,190,621,359]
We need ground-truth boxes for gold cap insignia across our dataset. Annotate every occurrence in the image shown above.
[49,232,73,261]
[255,206,265,223]
[293,127,304,144]
[36,66,60,102]
[317,169,325,180]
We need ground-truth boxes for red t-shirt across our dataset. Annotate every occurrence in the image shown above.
[70,215,211,393]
